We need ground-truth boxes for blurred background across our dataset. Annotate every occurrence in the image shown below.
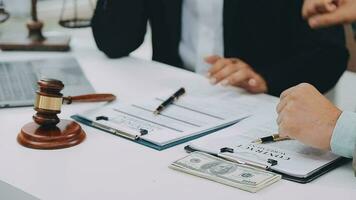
[0,0,355,111]
[0,0,96,34]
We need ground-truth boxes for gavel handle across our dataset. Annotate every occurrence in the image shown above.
[63,94,116,104]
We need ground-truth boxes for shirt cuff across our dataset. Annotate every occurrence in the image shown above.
[331,111,356,158]
[353,144,356,176]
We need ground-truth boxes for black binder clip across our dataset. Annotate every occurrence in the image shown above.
[267,159,278,166]
[220,147,234,153]
[139,129,149,136]
[96,116,109,121]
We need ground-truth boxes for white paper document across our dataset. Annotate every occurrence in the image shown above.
[188,110,343,178]
[74,87,277,147]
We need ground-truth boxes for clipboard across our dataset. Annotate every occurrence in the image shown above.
[71,115,239,151]
[70,90,276,151]
[184,145,351,183]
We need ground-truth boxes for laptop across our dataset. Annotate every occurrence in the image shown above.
[0,57,95,108]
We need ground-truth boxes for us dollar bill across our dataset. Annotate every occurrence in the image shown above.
[170,151,281,193]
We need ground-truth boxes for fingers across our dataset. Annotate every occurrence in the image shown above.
[302,0,337,19]
[277,112,290,138]
[205,55,221,65]
[225,69,251,86]
[277,108,294,138]
[221,70,267,93]
[277,85,305,138]
[244,77,268,93]
[278,116,299,139]
[302,0,350,29]
[208,58,243,83]
[277,86,299,125]
[279,85,297,100]
[308,8,350,28]
[278,123,289,138]
[209,64,240,84]
[277,88,295,137]
[208,58,234,78]
[209,62,254,87]
[303,0,324,18]
[208,57,247,80]
[278,83,313,114]
[322,1,337,12]
[207,57,267,93]
[276,98,288,114]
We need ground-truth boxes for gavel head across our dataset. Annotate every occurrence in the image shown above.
[33,78,64,126]
[18,78,86,150]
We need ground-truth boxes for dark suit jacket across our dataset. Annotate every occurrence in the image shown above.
[91,0,349,96]
[353,146,356,175]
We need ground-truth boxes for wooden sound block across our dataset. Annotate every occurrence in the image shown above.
[18,119,86,150]
[0,35,70,51]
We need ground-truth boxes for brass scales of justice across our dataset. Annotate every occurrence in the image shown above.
[0,0,94,51]
[18,79,116,150]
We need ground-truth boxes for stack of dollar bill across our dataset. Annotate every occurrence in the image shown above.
[170,151,281,193]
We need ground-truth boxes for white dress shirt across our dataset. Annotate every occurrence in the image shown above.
[179,0,224,75]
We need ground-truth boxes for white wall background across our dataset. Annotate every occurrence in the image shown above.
[3,0,31,17]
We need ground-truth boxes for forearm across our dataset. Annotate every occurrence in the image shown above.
[91,0,148,58]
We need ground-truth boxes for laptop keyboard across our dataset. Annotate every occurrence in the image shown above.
[0,62,37,102]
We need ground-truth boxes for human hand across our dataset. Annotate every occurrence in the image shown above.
[276,83,342,150]
[303,0,356,28]
[205,55,268,94]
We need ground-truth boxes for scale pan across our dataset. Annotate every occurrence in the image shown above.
[59,19,91,28]
[0,9,9,23]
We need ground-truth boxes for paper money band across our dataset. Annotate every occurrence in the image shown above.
[34,94,62,111]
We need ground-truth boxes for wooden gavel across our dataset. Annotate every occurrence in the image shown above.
[33,78,115,126]
[63,94,116,104]
[18,78,116,150]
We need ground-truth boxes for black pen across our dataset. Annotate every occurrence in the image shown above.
[252,134,290,144]
[154,87,186,115]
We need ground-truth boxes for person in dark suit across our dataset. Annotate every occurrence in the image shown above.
[91,0,349,96]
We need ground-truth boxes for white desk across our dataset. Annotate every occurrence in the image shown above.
[0,29,356,200]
